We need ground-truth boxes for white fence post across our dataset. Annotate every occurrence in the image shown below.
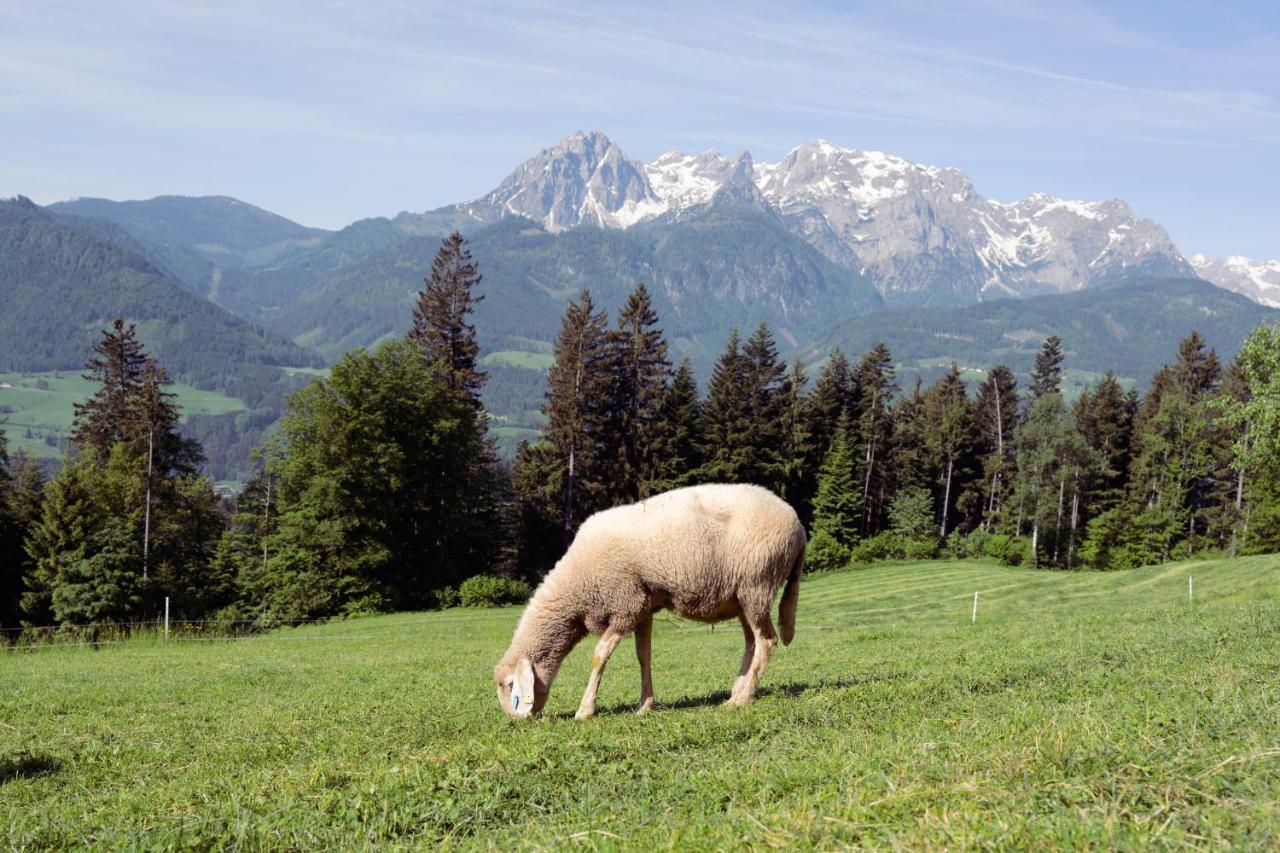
[1188,576,1193,603]
[164,596,170,641]
[972,591,979,624]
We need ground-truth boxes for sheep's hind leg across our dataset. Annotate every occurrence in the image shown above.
[576,630,623,720]
[728,613,755,704]
[729,614,777,707]
[635,613,655,714]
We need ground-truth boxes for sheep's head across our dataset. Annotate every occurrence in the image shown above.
[494,656,546,719]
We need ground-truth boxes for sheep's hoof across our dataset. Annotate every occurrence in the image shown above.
[724,693,753,707]
[636,698,655,715]
[574,707,595,720]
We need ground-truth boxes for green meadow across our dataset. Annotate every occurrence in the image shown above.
[3,555,1280,847]
[0,371,247,460]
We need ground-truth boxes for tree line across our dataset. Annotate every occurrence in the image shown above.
[2,231,1278,634]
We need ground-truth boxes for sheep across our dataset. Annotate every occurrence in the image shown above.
[494,483,805,719]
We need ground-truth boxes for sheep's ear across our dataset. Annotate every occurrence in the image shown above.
[513,657,536,717]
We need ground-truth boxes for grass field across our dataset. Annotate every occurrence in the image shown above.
[3,556,1280,847]
[0,371,248,460]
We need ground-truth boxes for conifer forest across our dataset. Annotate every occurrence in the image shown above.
[2,233,1279,637]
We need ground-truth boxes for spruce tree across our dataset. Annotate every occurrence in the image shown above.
[740,322,788,491]
[1030,335,1065,399]
[808,349,858,461]
[811,411,861,547]
[698,328,752,483]
[71,319,148,459]
[409,231,487,398]
[543,290,613,540]
[607,283,670,501]
[650,359,705,492]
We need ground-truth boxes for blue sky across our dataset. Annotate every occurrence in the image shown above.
[2,0,1277,258]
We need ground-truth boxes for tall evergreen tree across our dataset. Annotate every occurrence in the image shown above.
[409,231,487,398]
[0,449,41,632]
[1073,371,1134,511]
[1030,335,1065,399]
[808,349,858,461]
[698,327,752,483]
[811,410,861,547]
[543,290,613,541]
[71,319,148,459]
[739,322,789,491]
[650,359,705,492]
[607,283,671,501]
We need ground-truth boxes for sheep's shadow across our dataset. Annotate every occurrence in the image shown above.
[555,671,907,719]
[0,752,61,784]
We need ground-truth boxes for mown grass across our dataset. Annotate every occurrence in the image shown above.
[3,556,1280,847]
[0,371,247,460]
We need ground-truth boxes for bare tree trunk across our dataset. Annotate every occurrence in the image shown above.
[1232,427,1248,557]
[262,472,272,571]
[862,436,876,535]
[1068,476,1080,569]
[143,428,153,580]
[1031,522,1039,568]
[1052,476,1065,564]
[940,456,954,539]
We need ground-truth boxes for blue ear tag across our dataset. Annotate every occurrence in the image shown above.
[512,694,520,711]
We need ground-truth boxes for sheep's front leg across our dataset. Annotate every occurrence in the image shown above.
[575,631,623,720]
[635,613,655,714]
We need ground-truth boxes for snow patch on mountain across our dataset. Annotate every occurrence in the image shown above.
[1190,254,1280,308]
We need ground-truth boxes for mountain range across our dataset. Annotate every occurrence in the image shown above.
[6,130,1277,477]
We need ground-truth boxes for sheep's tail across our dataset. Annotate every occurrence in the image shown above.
[779,527,805,646]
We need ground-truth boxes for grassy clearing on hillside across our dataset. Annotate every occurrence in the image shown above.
[3,556,1280,847]
[0,371,247,460]
[481,350,555,370]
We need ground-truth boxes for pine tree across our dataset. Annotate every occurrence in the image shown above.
[650,359,705,492]
[0,450,42,631]
[739,322,788,491]
[607,283,671,501]
[808,349,858,460]
[409,231,487,398]
[698,328,752,482]
[543,290,613,541]
[1030,335,1065,399]
[811,411,861,547]
[778,359,815,510]
[1073,371,1134,511]
[22,461,109,625]
[71,319,148,459]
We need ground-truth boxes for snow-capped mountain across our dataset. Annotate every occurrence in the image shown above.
[455,131,666,230]
[450,131,1196,305]
[1189,255,1280,308]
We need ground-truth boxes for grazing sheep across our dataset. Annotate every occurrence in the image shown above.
[494,483,805,719]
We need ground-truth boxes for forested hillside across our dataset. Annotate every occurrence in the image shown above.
[0,197,324,479]
[811,276,1279,389]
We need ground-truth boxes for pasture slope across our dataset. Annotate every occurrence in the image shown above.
[3,556,1280,848]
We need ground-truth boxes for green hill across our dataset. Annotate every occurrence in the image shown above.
[48,195,331,296]
[0,197,324,479]
[809,275,1279,389]
[3,554,1278,846]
